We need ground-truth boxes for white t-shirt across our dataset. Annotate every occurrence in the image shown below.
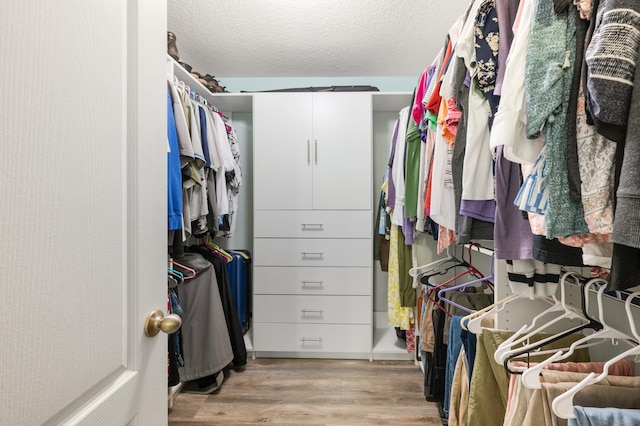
[456,0,495,201]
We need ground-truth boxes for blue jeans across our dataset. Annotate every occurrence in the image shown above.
[444,316,464,415]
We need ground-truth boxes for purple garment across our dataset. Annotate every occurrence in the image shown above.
[386,119,400,209]
[464,70,471,88]
[460,200,496,223]
[494,145,533,260]
[402,212,415,245]
[495,0,520,96]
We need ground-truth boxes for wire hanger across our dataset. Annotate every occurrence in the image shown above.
[552,290,640,419]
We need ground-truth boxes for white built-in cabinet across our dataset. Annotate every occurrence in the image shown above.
[252,92,374,358]
[170,57,413,359]
[253,92,372,210]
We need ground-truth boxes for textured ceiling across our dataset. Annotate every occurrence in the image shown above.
[167,0,470,78]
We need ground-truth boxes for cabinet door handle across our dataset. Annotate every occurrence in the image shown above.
[301,309,324,314]
[301,281,324,288]
[307,140,310,165]
[301,252,324,260]
[301,223,324,231]
[314,139,318,165]
[300,337,323,343]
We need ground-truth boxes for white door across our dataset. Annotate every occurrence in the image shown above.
[253,93,313,210]
[1,1,168,424]
[312,93,372,210]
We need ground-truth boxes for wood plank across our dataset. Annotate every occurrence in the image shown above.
[169,358,441,425]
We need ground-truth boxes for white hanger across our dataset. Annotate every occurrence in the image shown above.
[409,246,454,279]
[521,279,637,389]
[494,272,586,364]
[462,293,521,335]
[463,270,575,336]
[552,290,640,419]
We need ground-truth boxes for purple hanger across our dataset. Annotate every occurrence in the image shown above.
[438,254,495,313]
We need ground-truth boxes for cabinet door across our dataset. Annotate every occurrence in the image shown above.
[253,93,313,210]
[312,93,372,210]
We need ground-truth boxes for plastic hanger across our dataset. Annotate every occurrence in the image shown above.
[168,268,184,288]
[494,272,591,365]
[409,246,456,279]
[492,273,577,361]
[437,252,495,314]
[464,257,571,335]
[169,259,196,280]
[461,293,522,334]
[421,251,484,318]
[552,290,640,419]
[425,244,483,292]
[202,238,233,262]
[521,279,638,389]
[499,273,603,367]
[419,258,470,286]
[501,280,606,374]
[425,266,483,297]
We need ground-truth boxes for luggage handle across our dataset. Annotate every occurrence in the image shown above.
[301,280,324,288]
[300,337,323,343]
[301,308,324,314]
[301,223,324,231]
[301,252,324,259]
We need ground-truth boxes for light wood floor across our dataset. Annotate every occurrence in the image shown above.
[168,358,443,425]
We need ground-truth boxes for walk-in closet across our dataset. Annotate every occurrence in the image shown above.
[4,0,640,425]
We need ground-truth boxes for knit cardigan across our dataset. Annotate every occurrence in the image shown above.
[584,0,640,143]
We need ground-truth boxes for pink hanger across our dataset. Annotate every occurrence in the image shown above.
[169,259,196,280]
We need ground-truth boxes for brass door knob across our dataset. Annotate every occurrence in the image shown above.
[144,309,182,337]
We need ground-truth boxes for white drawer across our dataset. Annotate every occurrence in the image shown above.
[253,266,371,295]
[254,210,372,238]
[254,295,372,324]
[253,322,372,353]
[254,238,372,267]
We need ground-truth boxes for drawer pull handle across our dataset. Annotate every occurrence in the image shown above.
[301,309,324,314]
[301,252,324,260]
[301,281,324,287]
[301,223,324,231]
[300,337,323,343]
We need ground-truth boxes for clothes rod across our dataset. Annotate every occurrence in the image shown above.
[463,243,494,257]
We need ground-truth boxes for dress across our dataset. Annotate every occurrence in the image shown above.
[387,225,413,330]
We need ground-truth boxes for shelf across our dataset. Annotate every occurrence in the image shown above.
[371,327,414,361]
[372,92,413,112]
[167,56,253,113]
[168,59,408,115]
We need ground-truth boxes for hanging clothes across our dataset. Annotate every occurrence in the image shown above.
[387,225,413,330]
[174,252,233,383]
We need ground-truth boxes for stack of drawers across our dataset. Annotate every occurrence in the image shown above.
[253,210,373,358]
